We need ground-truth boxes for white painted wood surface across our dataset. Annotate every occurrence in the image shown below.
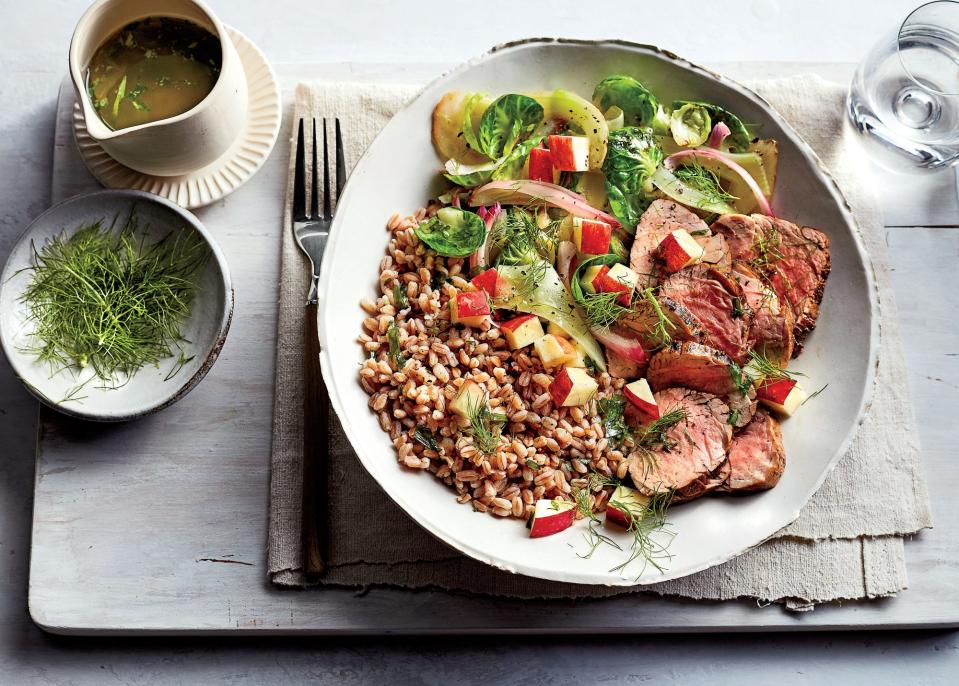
[0,1,957,682]
[27,62,958,634]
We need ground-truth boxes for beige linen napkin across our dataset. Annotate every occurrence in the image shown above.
[268,75,932,609]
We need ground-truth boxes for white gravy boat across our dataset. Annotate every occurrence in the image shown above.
[69,0,248,176]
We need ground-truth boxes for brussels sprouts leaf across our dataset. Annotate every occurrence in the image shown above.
[414,207,486,257]
[593,75,670,133]
[602,127,664,229]
[673,100,751,152]
[477,94,544,159]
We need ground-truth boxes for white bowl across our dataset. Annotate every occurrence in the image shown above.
[317,39,879,585]
[0,190,233,422]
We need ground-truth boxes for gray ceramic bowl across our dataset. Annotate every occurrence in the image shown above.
[0,189,233,421]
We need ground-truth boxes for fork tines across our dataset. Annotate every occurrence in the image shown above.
[293,118,345,224]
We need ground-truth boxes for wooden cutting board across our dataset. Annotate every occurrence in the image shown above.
[29,64,959,634]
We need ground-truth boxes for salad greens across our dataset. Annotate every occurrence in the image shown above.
[476,94,544,159]
[415,207,486,257]
[673,100,751,152]
[496,264,606,371]
[603,127,664,229]
[592,75,670,134]
[669,102,711,147]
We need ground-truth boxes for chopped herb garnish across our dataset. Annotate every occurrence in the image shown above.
[731,296,744,319]
[466,393,506,455]
[17,211,209,392]
[413,426,440,451]
[801,383,828,405]
[728,408,741,426]
[635,409,687,450]
[525,458,541,470]
[386,321,407,369]
[642,287,675,347]
[393,282,409,309]
[728,362,753,397]
[597,395,629,449]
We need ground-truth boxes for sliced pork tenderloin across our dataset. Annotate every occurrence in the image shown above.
[630,199,710,287]
[726,409,786,492]
[629,388,731,497]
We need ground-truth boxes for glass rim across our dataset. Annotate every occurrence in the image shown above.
[898,0,959,96]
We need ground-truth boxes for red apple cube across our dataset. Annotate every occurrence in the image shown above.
[658,229,706,273]
[605,484,651,528]
[623,379,659,420]
[470,268,499,297]
[449,380,486,419]
[572,217,612,255]
[528,498,576,538]
[500,314,544,350]
[450,290,491,327]
[582,264,633,306]
[549,366,598,407]
[534,333,576,369]
[757,378,807,417]
[548,135,590,172]
[527,147,557,183]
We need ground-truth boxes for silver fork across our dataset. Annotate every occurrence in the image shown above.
[292,117,345,576]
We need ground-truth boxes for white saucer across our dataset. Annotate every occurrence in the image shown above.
[72,27,281,210]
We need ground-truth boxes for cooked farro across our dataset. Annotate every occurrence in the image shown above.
[358,209,629,523]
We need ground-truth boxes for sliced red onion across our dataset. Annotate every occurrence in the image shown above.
[664,149,774,216]
[470,180,622,229]
[555,241,578,284]
[470,202,502,270]
[590,327,648,365]
[706,122,731,149]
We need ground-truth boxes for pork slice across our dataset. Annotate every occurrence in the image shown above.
[607,348,642,380]
[710,214,766,262]
[630,199,710,287]
[629,388,731,496]
[732,262,795,366]
[647,342,743,396]
[762,218,830,354]
[674,458,730,503]
[620,295,703,346]
[696,232,732,272]
[659,265,751,362]
[727,388,758,430]
[727,409,786,492]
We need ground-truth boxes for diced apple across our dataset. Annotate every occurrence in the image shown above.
[470,268,499,297]
[549,135,590,172]
[658,229,706,273]
[572,217,612,255]
[605,484,651,528]
[534,334,576,369]
[756,378,807,417]
[623,378,659,420]
[528,499,576,538]
[500,314,544,350]
[605,263,640,306]
[450,380,486,419]
[527,147,557,183]
[567,345,587,369]
[450,291,491,327]
[581,264,633,306]
[546,321,571,338]
[549,366,599,407]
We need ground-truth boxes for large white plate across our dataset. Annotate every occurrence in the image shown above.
[317,39,879,586]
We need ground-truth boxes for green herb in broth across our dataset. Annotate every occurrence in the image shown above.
[85,17,221,131]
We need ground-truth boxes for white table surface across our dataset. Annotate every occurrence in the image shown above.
[2,0,958,683]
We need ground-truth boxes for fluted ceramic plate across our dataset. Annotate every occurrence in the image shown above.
[72,27,280,210]
[317,39,879,586]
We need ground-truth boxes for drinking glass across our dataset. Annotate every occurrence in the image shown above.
[848,1,959,170]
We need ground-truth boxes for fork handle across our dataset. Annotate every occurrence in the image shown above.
[301,301,328,576]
